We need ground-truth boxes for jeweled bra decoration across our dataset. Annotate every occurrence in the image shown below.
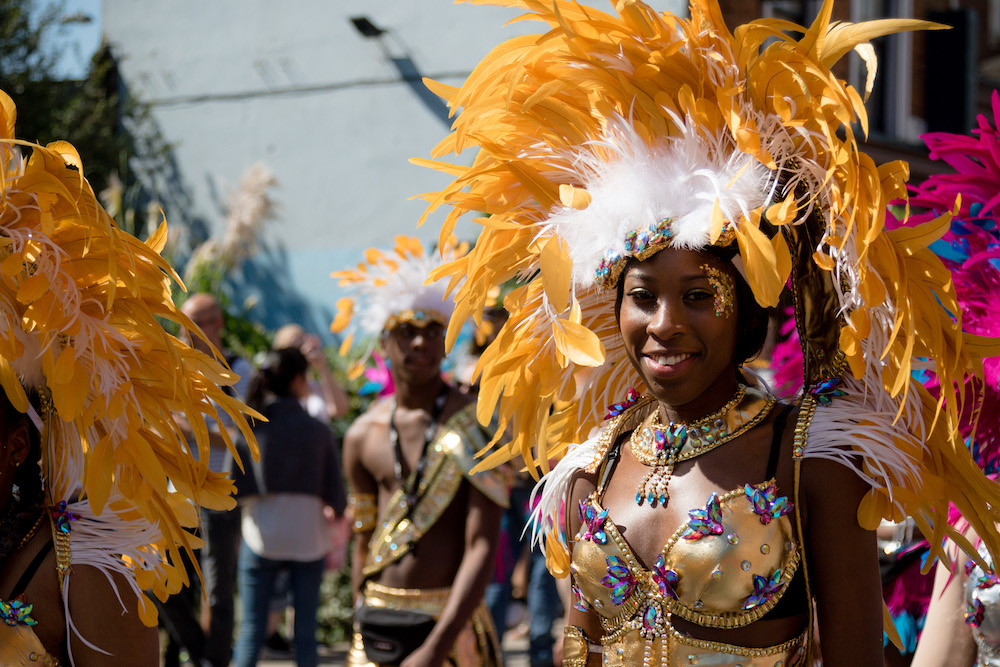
[630,385,776,507]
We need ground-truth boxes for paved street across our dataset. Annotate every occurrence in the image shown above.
[256,632,530,666]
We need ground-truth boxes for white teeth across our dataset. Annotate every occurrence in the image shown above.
[654,353,692,366]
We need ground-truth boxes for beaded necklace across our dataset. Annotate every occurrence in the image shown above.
[631,385,776,506]
[389,382,450,507]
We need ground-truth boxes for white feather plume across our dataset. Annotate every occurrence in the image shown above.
[539,116,773,288]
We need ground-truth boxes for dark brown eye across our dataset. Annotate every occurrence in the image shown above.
[626,288,654,301]
[686,289,713,301]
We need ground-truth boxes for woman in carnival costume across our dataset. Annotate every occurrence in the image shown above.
[898,91,1000,667]
[412,1,1000,665]
[0,90,258,665]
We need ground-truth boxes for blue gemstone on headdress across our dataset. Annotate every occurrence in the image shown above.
[624,231,638,253]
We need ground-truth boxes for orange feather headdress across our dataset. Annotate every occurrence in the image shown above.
[0,90,260,630]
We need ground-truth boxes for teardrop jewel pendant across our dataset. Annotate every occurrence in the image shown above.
[630,387,744,508]
[632,422,682,507]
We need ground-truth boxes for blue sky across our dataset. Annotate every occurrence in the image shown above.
[47,0,102,79]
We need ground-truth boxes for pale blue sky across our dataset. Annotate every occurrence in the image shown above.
[46,0,102,79]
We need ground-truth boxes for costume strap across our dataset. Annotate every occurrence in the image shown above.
[792,398,815,663]
[596,434,623,498]
[362,403,508,578]
[390,382,450,506]
[7,540,52,601]
[528,398,650,579]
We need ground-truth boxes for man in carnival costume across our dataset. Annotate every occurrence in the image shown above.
[332,236,509,667]
[411,0,1000,664]
[0,89,258,665]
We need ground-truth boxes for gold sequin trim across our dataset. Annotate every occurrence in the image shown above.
[349,493,377,533]
[666,624,807,657]
[52,520,72,590]
[700,264,735,317]
[792,395,816,459]
[362,580,452,613]
[383,308,446,332]
[563,625,590,667]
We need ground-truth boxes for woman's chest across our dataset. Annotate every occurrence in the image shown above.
[599,449,780,563]
[574,463,799,623]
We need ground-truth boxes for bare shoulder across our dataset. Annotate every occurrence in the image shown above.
[799,452,871,529]
[344,397,391,448]
[66,564,158,665]
[441,382,474,421]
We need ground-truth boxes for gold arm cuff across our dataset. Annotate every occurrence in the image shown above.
[348,493,377,533]
[563,625,590,667]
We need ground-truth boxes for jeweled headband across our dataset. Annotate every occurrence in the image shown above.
[383,308,448,333]
[595,217,739,289]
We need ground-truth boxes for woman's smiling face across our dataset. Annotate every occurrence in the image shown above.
[617,247,741,419]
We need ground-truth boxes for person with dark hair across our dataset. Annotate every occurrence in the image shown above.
[232,346,347,667]
[0,88,258,665]
[273,323,350,421]
[412,2,1000,665]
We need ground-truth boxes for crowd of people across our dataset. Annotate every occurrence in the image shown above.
[6,1,1000,667]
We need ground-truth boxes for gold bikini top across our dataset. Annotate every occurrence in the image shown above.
[0,624,60,666]
[569,400,803,637]
[571,483,801,635]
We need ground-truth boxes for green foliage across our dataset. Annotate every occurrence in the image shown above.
[0,0,171,238]
[0,0,62,100]
[324,344,376,437]
[221,304,271,363]
[317,550,355,645]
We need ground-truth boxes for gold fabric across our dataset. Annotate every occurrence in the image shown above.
[574,489,800,630]
[599,628,806,667]
[563,625,590,667]
[568,401,809,665]
[0,625,61,666]
[362,403,509,579]
[347,582,502,667]
[349,493,377,534]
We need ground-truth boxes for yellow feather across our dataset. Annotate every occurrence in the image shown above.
[539,236,572,314]
[552,317,605,367]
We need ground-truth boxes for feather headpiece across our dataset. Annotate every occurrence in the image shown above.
[0,90,260,633]
[330,235,462,379]
[413,0,1000,583]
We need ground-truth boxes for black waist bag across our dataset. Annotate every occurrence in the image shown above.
[357,605,436,665]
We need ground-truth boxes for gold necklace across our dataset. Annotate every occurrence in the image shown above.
[630,385,776,507]
[17,513,44,549]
